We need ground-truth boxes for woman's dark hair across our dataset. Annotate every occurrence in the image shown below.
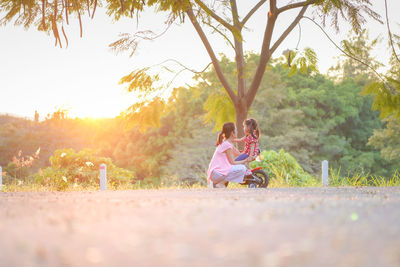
[216,122,236,146]
[244,118,260,139]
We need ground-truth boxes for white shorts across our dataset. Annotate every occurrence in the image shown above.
[210,165,246,183]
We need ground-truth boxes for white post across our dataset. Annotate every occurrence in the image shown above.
[0,166,2,191]
[100,164,107,190]
[322,160,329,186]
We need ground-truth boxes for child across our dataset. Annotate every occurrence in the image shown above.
[234,118,260,163]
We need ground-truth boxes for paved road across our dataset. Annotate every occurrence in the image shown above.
[1,187,399,267]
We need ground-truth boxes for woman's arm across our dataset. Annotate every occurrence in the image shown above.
[225,148,249,165]
[232,146,241,156]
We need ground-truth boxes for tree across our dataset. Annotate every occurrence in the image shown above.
[362,53,400,123]
[366,51,400,162]
[368,115,400,162]
[359,0,400,122]
[327,29,382,82]
[0,0,381,136]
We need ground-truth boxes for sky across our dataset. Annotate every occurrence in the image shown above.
[0,0,399,119]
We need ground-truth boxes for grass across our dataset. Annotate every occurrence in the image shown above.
[1,170,400,192]
[329,169,400,187]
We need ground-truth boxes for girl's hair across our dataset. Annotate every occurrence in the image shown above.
[244,118,260,139]
[216,122,236,146]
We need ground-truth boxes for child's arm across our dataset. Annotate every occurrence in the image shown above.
[232,136,246,143]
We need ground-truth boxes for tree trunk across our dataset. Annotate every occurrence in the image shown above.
[235,99,248,151]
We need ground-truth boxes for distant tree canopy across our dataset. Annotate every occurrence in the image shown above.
[368,116,400,162]
[0,0,383,136]
[329,28,400,164]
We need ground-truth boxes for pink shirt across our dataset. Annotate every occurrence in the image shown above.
[207,141,233,181]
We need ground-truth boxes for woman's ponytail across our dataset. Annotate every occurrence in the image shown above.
[216,122,236,146]
[216,131,224,146]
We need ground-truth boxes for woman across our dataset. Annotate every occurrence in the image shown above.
[207,122,252,188]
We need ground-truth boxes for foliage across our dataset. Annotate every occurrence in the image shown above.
[2,148,40,184]
[34,148,135,190]
[119,68,161,96]
[329,168,400,187]
[266,28,400,177]
[360,30,400,123]
[368,116,400,162]
[161,125,215,186]
[314,0,382,34]
[121,97,167,132]
[194,50,388,175]
[199,55,236,131]
[203,89,236,132]
[111,85,210,179]
[362,78,400,122]
[250,149,317,187]
[327,29,382,81]
[282,47,319,77]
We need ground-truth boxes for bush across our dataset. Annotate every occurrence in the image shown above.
[250,149,318,186]
[34,148,135,190]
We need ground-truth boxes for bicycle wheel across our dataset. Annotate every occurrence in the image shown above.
[252,169,269,188]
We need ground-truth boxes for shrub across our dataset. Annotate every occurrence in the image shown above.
[2,148,40,184]
[250,149,318,186]
[34,148,135,190]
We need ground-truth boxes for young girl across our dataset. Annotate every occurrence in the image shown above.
[234,118,260,162]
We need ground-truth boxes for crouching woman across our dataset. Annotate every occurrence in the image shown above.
[207,122,251,188]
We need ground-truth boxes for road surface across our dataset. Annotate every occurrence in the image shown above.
[1,187,399,267]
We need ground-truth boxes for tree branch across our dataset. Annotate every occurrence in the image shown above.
[241,0,267,26]
[186,6,237,103]
[270,5,309,55]
[150,59,213,74]
[193,0,234,32]
[302,16,387,84]
[164,62,212,92]
[384,0,400,64]
[205,22,235,50]
[277,0,316,14]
